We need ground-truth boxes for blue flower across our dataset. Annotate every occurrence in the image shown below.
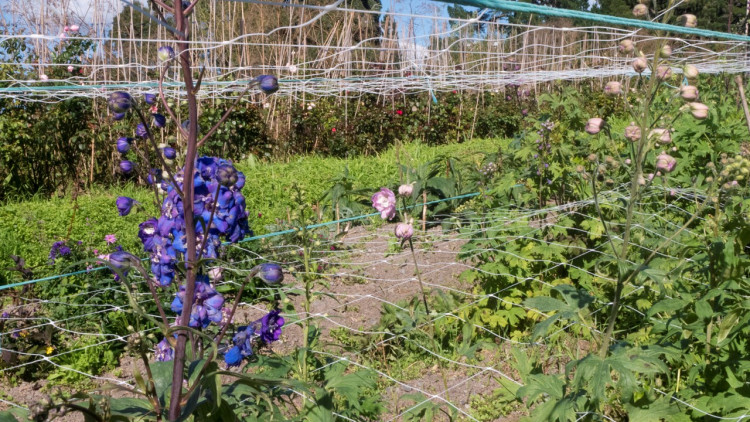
[153,113,166,128]
[49,241,72,264]
[256,263,283,284]
[171,276,225,328]
[144,93,157,105]
[108,92,133,113]
[256,75,279,94]
[157,46,175,62]
[259,310,285,343]
[216,163,238,187]
[163,147,176,160]
[136,123,148,139]
[109,251,138,281]
[154,338,174,361]
[224,345,243,367]
[113,112,126,121]
[116,196,136,216]
[119,160,134,174]
[116,137,132,154]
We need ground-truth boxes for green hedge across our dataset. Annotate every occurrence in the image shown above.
[0,138,501,284]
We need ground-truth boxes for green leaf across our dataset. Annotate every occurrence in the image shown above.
[524,296,567,312]
[716,309,741,345]
[647,298,688,317]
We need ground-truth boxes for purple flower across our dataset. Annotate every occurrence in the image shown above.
[49,241,72,263]
[116,137,132,154]
[113,112,126,121]
[116,196,136,216]
[108,92,133,113]
[136,123,148,139]
[256,263,283,284]
[157,46,175,61]
[216,163,238,187]
[154,338,174,361]
[371,188,396,220]
[163,147,176,160]
[144,93,157,105]
[109,251,138,281]
[259,310,285,343]
[152,113,166,128]
[105,234,117,244]
[256,75,279,94]
[171,276,225,328]
[119,160,134,174]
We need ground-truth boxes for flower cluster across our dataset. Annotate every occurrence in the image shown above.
[135,157,250,286]
[371,188,396,220]
[49,241,71,264]
[224,310,285,367]
[480,161,498,177]
[170,275,225,328]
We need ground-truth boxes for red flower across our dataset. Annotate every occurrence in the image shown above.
[331,127,336,133]
[452,90,457,94]
[396,110,403,115]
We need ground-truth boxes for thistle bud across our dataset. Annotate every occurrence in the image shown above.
[682,14,697,28]
[655,152,677,173]
[633,4,648,17]
[660,44,672,58]
[398,183,414,197]
[680,85,699,101]
[604,81,623,95]
[585,118,603,135]
[650,128,672,144]
[632,57,648,73]
[618,40,634,54]
[689,102,709,119]
[395,222,414,240]
[624,123,641,142]
[656,65,672,80]
[684,64,699,79]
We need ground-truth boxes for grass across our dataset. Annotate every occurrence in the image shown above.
[0,138,501,283]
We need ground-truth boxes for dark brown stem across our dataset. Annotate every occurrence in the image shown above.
[159,63,189,141]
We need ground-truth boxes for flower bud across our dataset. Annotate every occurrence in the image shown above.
[682,14,697,28]
[650,128,671,144]
[395,222,414,240]
[625,158,632,165]
[113,112,126,121]
[152,113,166,128]
[163,147,176,160]
[39,74,48,81]
[116,137,132,154]
[680,85,699,101]
[144,93,157,105]
[604,81,623,95]
[656,65,672,80]
[655,152,677,173]
[157,46,175,62]
[398,183,414,197]
[633,4,648,17]
[256,75,279,94]
[119,160,134,174]
[684,64,699,79]
[618,40,634,54]
[67,65,74,72]
[109,251,137,270]
[216,163,239,186]
[69,25,79,32]
[689,102,709,119]
[256,263,283,284]
[660,44,672,58]
[585,118,603,135]
[624,122,641,142]
[108,91,133,113]
[632,57,648,73]
[136,123,148,139]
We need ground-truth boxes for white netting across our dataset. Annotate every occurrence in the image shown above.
[0,0,748,103]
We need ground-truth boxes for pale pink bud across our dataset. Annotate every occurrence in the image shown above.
[70,25,79,32]
[689,102,709,119]
[67,65,74,72]
[395,223,414,240]
[684,65,699,79]
[398,184,414,197]
[618,40,634,54]
[682,14,697,28]
[656,153,677,173]
[585,118,604,135]
[604,81,623,95]
[64,25,70,32]
[680,85,699,101]
[632,57,648,73]
[58,32,66,39]
[39,74,48,81]
[624,123,641,142]
[660,45,672,58]
[656,65,672,80]
[650,128,672,144]
[625,159,632,165]
[633,4,648,17]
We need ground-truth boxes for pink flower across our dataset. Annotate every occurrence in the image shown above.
[585,118,603,135]
[396,110,403,116]
[70,25,79,32]
[67,65,74,72]
[64,25,70,32]
[331,127,336,133]
[395,222,414,240]
[655,152,677,173]
[398,183,414,197]
[371,188,396,220]
[624,122,641,142]
[105,234,117,244]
